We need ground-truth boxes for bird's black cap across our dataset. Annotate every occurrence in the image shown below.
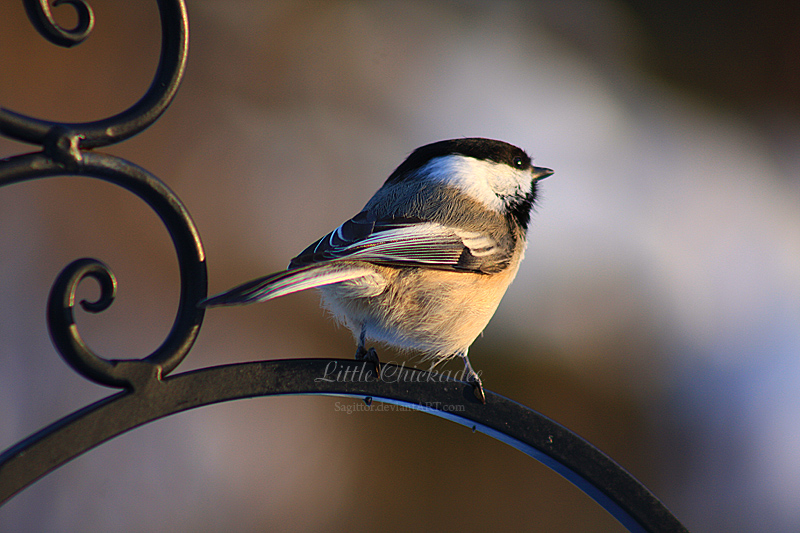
[385,138,534,184]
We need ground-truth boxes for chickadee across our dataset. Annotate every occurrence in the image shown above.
[201,138,552,402]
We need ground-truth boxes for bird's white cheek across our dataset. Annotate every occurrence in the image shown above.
[424,156,532,212]
[491,167,533,199]
[424,156,504,211]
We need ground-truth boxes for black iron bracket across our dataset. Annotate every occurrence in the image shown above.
[0,1,688,532]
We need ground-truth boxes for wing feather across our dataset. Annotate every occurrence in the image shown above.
[289,211,512,273]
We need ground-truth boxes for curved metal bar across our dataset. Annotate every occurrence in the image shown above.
[0,151,207,389]
[23,0,95,47]
[0,0,188,149]
[0,359,688,532]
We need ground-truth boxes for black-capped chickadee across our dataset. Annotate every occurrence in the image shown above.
[201,138,552,402]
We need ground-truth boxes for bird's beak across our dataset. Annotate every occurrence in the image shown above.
[532,166,554,180]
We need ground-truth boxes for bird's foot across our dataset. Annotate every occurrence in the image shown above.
[466,371,486,404]
[355,346,382,379]
[460,355,486,404]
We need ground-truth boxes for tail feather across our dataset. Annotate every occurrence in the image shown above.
[199,264,373,307]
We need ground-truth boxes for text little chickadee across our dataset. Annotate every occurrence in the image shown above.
[201,137,552,402]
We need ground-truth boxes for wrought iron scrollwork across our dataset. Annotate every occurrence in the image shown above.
[2,0,188,149]
[0,2,688,532]
[0,151,207,390]
[0,0,204,392]
[24,0,95,48]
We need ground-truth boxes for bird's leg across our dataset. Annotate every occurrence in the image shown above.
[355,325,381,378]
[460,350,486,404]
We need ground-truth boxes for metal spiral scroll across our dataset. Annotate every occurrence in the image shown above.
[0,0,204,390]
[23,0,95,47]
[0,2,689,532]
[2,0,187,150]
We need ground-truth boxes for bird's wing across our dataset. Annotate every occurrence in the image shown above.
[288,210,513,273]
[201,211,514,307]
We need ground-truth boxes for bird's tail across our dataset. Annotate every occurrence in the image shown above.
[199,264,371,307]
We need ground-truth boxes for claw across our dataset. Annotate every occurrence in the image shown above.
[355,346,382,379]
[471,380,486,404]
[356,326,382,379]
[460,350,486,404]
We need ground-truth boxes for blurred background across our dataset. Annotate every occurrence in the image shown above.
[1,1,799,531]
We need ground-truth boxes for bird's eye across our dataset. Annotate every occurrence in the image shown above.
[512,156,525,169]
